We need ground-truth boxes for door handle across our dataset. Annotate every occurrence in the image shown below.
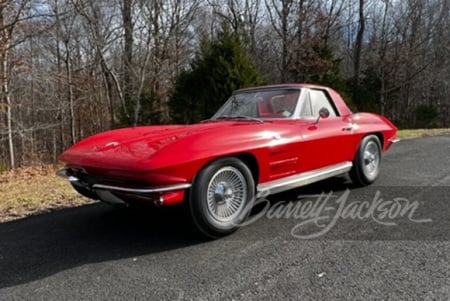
[342,124,353,131]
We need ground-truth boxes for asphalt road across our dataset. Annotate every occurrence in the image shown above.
[1,135,449,300]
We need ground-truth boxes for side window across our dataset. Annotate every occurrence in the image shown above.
[299,92,313,117]
[270,91,299,117]
[309,90,338,117]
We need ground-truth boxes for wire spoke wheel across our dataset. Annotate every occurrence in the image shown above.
[206,167,247,222]
[188,157,255,238]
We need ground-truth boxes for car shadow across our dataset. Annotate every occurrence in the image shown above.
[0,202,204,289]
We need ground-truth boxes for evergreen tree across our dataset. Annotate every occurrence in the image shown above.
[415,104,439,129]
[170,27,264,123]
[117,89,159,127]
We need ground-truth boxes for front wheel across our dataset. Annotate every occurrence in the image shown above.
[350,135,382,186]
[187,157,255,238]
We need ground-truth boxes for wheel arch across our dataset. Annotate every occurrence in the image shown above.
[364,132,384,150]
[194,152,260,186]
[234,153,259,185]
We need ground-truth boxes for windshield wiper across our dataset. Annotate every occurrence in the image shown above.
[215,115,264,123]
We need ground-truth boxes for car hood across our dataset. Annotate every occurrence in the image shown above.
[58,121,269,169]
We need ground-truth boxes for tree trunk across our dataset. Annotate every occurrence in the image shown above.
[65,41,76,145]
[280,1,290,82]
[379,78,385,116]
[4,67,14,169]
[353,0,365,86]
[294,0,304,82]
[122,0,133,117]
[0,9,14,169]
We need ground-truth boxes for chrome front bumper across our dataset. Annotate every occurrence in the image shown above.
[56,168,191,206]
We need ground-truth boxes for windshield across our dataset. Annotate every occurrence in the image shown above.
[211,89,301,120]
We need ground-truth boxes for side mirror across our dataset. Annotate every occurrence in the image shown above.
[319,107,330,119]
[314,107,330,124]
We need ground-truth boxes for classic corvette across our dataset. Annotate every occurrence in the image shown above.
[57,84,398,237]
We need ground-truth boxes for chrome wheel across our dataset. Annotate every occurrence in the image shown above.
[350,135,382,186]
[362,140,380,179]
[206,167,247,222]
[188,157,255,238]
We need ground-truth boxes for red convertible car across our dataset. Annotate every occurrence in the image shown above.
[58,84,398,237]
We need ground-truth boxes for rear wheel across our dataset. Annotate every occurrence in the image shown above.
[350,135,382,186]
[187,157,255,238]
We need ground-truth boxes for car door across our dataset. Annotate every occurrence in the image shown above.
[298,88,357,172]
[261,91,305,181]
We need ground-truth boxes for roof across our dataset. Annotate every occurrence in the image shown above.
[234,83,331,94]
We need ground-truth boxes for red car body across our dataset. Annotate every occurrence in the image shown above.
[58,84,397,237]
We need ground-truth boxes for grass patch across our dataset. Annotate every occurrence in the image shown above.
[397,128,450,139]
[0,165,94,223]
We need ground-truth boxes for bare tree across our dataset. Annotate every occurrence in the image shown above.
[54,0,78,144]
[0,0,31,169]
[72,0,125,127]
[265,0,294,82]
[207,0,262,53]
[122,0,133,113]
[134,0,199,124]
[353,0,365,85]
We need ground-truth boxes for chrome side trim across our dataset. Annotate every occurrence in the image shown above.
[389,138,400,143]
[92,183,192,194]
[257,162,353,195]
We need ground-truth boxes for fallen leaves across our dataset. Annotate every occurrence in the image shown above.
[0,165,94,223]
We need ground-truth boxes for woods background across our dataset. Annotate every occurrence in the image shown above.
[1,0,449,169]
